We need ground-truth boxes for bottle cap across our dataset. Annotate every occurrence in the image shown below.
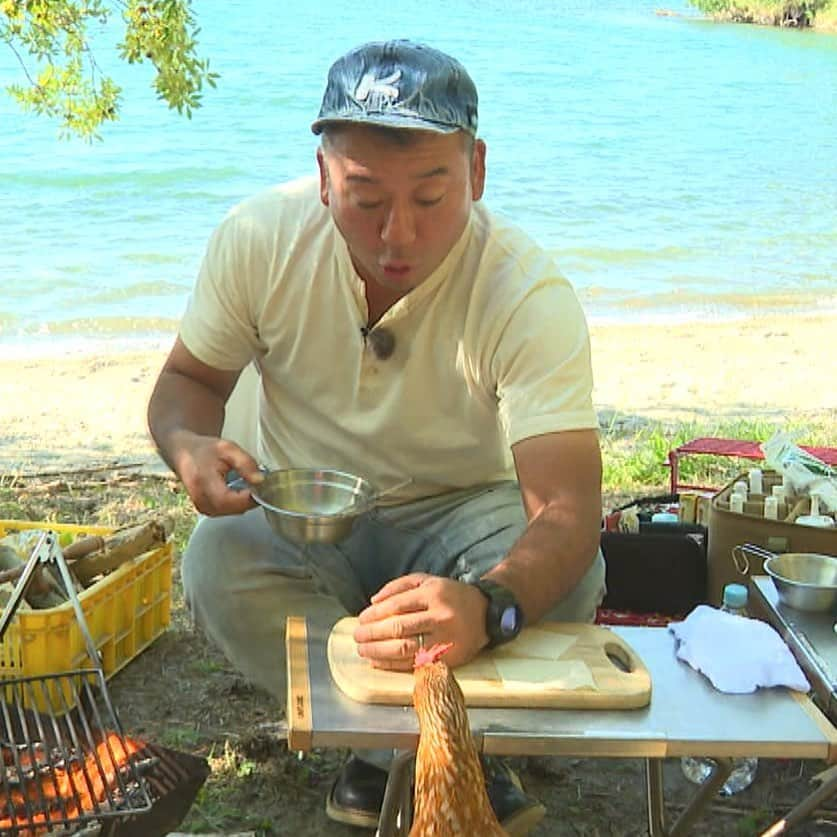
[723,583,748,610]
[732,481,748,499]
[651,512,679,524]
[796,514,836,529]
[796,493,836,528]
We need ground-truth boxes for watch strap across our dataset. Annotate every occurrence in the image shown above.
[470,578,523,649]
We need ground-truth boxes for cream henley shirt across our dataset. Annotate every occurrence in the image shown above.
[180,176,596,502]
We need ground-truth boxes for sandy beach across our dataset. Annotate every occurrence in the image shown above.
[1,312,834,474]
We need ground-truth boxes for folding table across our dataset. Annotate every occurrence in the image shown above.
[286,617,836,837]
[666,437,837,495]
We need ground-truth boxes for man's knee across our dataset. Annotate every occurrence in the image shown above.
[181,514,242,611]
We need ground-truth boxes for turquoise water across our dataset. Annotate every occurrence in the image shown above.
[1,0,836,355]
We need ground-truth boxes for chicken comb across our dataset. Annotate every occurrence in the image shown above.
[414,642,453,668]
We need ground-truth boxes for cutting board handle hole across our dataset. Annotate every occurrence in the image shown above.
[605,643,633,673]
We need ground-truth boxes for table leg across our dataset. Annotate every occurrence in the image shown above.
[668,450,680,495]
[759,764,837,837]
[646,757,734,837]
[376,750,414,837]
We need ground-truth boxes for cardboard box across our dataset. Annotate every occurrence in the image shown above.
[706,471,837,605]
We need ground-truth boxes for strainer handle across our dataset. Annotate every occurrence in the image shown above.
[731,542,776,575]
[226,463,270,492]
[374,477,414,502]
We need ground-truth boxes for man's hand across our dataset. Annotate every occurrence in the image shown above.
[353,573,489,671]
[174,433,264,517]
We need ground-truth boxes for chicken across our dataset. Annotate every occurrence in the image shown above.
[409,642,507,836]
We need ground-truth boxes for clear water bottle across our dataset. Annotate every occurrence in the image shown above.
[680,584,758,795]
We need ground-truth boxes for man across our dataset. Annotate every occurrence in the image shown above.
[148,39,605,835]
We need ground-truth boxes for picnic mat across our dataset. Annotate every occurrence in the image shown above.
[327,618,652,709]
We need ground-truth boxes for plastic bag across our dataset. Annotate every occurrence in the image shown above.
[761,431,837,514]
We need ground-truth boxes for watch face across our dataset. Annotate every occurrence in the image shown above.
[473,579,523,647]
[499,604,521,638]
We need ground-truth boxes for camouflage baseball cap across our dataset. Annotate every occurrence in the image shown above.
[311,40,478,137]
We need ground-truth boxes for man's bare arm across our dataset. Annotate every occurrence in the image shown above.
[483,429,602,623]
[148,337,239,469]
[148,337,262,515]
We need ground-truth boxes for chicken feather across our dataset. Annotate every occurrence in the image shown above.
[410,643,506,836]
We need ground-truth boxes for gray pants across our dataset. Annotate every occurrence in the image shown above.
[183,481,606,705]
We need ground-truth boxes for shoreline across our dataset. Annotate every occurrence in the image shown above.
[4,291,837,363]
[1,311,834,474]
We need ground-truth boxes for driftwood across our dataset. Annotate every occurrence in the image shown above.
[11,462,145,480]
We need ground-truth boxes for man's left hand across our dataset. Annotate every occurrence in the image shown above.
[353,573,489,671]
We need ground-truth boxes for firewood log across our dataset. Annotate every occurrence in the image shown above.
[68,519,169,585]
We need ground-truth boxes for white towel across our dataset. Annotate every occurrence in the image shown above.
[669,605,810,694]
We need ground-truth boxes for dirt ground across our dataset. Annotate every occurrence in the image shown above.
[3,471,835,836]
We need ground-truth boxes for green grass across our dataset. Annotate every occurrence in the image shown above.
[0,471,197,551]
[600,415,837,498]
[159,725,203,749]
[2,416,835,529]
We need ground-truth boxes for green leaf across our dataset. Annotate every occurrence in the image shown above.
[2,0,219,139]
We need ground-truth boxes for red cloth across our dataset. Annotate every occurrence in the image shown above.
[595,608,679,627]
[673,437,837,465]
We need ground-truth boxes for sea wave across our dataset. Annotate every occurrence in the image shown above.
[2,286,835,360]
[553,245,691,265]
[1,166,246,189]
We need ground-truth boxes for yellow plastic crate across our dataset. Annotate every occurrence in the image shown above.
[0,520,172,702]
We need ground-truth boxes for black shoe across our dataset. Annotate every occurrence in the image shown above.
[325,754,545,834]
[482,756,546,837]
[325,754,387,829]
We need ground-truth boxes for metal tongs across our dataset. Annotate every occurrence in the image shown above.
[0,530,155,829]
[0,530,102,670]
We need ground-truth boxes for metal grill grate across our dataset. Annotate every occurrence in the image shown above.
[0,531,156,835]
[0,670,152,835]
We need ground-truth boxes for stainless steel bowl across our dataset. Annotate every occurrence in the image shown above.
[251,468,376,545]
[764,552,837,613]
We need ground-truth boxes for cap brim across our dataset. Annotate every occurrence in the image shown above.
[311,113,460,136]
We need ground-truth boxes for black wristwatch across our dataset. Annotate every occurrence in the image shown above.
[470,579,524,649]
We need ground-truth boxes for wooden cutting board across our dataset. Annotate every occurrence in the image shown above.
[327,618,652,709]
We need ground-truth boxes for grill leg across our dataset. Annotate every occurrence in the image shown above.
[376,750,414,837]
[668,450,680,495]
[760,764,837,836]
